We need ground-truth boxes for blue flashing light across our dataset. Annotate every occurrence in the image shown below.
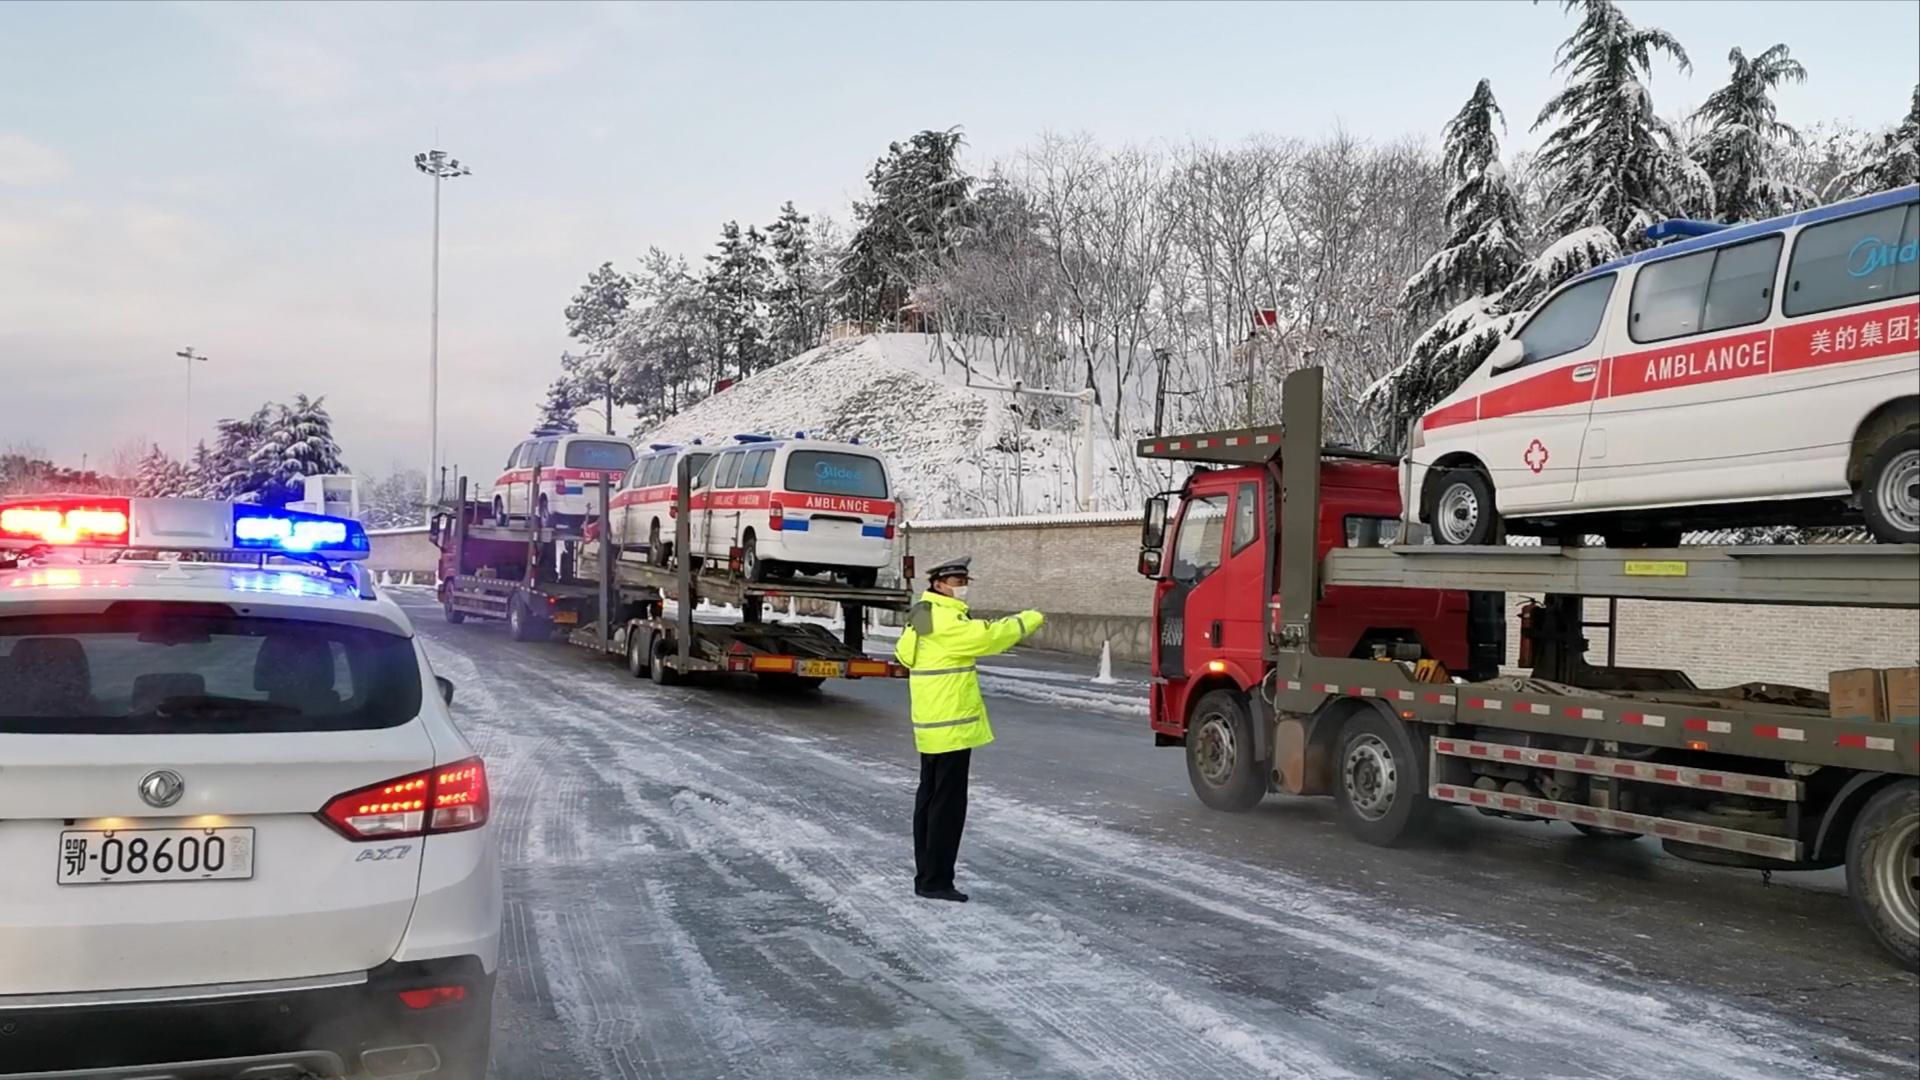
[794,431,807,439]
[648,442,678,451]
[848,436,861,445]
[231,506,370,558]
[734,433,775,443]
[690,437,703,445]
[1646,219,1732,243]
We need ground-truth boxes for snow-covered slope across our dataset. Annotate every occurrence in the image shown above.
[639,335,1154,521]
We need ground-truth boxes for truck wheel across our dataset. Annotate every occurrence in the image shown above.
[442,587,466,625]
[1333,708,1433,846]
[493,498,508,527]
[648,521,666,566]
[650,640,681,686]
[1428,467,1499,546]
[1846,779,1919,967]
[508,597,544,642]
[1861,428,1920,545]
[1184,690,1266,812]
[742,534,768,583]
[626,632,647,678]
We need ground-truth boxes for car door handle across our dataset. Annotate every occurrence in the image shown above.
[1571,364,1598,383]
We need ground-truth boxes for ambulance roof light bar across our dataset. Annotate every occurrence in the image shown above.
[0,496,370,561]
[1646,218,1732,243]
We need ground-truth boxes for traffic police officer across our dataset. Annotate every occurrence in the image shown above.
[893,556,1044,902]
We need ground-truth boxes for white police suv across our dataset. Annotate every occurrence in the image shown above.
[0,497,500,1079]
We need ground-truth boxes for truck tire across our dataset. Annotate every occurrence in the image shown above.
[1333,708,1433,847]
[1846,779,1919,967]
[650,640,681,686]
[1860,428,1920,545]
[626,632,648,678]
[1428,467,1499,546]
[648,520,667,567]
[442,591,466,625]
[508,597,544,642]
[1184,690,1266,812]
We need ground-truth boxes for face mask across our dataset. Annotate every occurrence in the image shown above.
[950,585,970,602]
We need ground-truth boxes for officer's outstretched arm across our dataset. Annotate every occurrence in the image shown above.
[949,610,1045,659]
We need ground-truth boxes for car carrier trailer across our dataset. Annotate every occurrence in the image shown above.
[1135,366,1920,965]
[431,467,911,690]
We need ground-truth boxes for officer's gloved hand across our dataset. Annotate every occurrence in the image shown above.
[1018,610,1045,634]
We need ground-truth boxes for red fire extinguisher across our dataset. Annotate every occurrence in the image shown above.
[1516,598,1538,669]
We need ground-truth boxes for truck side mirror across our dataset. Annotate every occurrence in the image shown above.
[428,514,445,546]
[1487,338,1527,374]
[1137,549,1162,578]
[1141,496,1168,550]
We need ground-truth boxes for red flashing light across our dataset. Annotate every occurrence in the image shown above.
[319,757,489,840]
[397,985,468,1010]
[0,498,131,545]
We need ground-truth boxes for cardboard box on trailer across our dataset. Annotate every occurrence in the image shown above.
[1885,666,1919,726]
[1829,668,1887,724]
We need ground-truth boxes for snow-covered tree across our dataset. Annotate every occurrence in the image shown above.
[248,395,345,506]
[1532,0,1702,245]
[564,262,635,349]
[180,441,216,498]
[704,220,773,380]
[535,378,580,434]
[1827,84,1920,198]
[1692,44,1810,221]
[561,350,630,436]
[136,445,188,497]
[766,201,825,360]
[359,464,426,529]
[835,128,977,325]
[213,407,271,502]
[1402,79,1528,319]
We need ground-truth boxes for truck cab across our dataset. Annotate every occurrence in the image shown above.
[1138,448,1496,751]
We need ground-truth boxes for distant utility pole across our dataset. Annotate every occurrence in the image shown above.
[414,147,470,506]
[174,347,208,456]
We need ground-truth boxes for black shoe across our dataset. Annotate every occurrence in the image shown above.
[914,887,969,903]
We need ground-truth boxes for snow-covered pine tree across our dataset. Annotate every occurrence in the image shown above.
[1401,79,1527,320]
[248,395,345,506]
[1691,45,1810,221]
[183,441,216,499]
[214,408,271,502]
[1532,0,1701,246]
[536,378,580,434]
[833,128,976,325]
[1827,84,1920,198]
[704,221,773,381]
[136,444,178,497]
[766,201,824,360]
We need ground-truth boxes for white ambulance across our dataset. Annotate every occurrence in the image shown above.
[488,432,636,527]
[1406,185,1920,546]
[687,435,899,586]
[606,442,714,564]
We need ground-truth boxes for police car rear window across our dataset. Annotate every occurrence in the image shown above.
[784,450,888,498]
[0,611,422,735]
[565,440,636,471]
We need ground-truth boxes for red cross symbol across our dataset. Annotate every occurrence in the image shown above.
[1524,438,1550,474]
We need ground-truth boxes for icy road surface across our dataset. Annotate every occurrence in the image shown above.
[390,592,1920,1080]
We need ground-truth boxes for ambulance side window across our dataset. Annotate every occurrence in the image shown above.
[506,442,527,469]
[1514,274,1616,367]
[535,440,557,468]
[739,449,774,488]
[715,452,744,489]
[644,456,671,486]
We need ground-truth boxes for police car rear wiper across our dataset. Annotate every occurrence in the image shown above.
[143,694,304,719]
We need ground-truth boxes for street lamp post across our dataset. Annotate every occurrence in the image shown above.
[414,148,470,509]
[174,347,208,456]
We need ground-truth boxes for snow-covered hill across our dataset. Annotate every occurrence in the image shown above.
[638,335,1158,521]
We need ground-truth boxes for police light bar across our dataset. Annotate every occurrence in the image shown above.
[734,433,775,443]
[0,496,368,560]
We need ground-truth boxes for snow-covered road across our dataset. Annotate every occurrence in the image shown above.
[394,593,1919,1079]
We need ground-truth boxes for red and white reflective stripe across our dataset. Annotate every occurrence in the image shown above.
[1684,717,1733,734]
[1835,732,1899,753]
[1316,683,1341,694]
[1519,702,1552,715]
[1562,706,1605,720]
[1621,712,1666,728]
[1424,692,1455,705]
[1195,438,1213,449]
[1751,724,1806,743]
[1390,689,1417,702]
[1168,440,1186,451]
[1224,436,1242,447]
[1429,784,1802,862]
[1254,434,1274,445]
[1347,686,1377,698]
[1434,738,1802,800]
[1282,680,1303,692]
[1466,697,1503,711]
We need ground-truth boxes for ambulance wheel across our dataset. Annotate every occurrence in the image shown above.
[742,534,768,582]
[1847,779,1919,967]
[1334,709,1433,847]
[847,568,878,589]
[1184,690,1266,812]
[1861,428,1920,545]
[492,498,508,527]
[1428,467,1499,546]
[650,640,681,686]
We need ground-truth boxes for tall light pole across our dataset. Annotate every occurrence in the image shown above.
[414,148,469,507]
[175,347,208,456]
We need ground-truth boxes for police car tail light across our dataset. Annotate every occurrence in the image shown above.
[319,757,489,841]
[0,497,131,545]
[768,501,785,531]
[232,505,370,557]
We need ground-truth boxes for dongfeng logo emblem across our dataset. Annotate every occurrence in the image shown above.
[140,770,185,809]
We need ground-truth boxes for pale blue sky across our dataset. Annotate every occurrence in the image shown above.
[2,0,1915,480]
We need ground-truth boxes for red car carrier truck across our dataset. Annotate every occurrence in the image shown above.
[1136,367,1920,965]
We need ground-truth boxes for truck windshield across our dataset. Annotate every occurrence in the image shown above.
[1345,516,1402,548]
[1169,495,1229,581]
[0,611,423,735]
[785,450,889,498]
[565,440,636,471]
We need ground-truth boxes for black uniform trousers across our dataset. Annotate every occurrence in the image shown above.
[912,747,971,893]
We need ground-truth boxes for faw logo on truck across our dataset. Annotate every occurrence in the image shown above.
[795,495,891,515]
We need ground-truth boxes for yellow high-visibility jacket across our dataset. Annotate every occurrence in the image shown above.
[893,591,1044,754]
